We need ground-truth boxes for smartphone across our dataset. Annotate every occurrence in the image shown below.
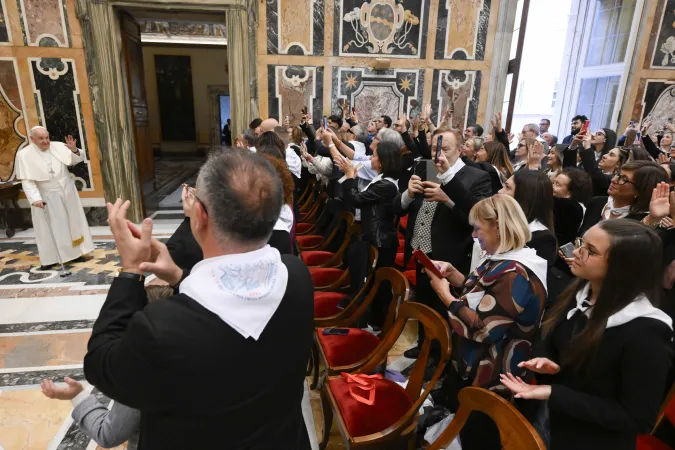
[435,135,443,164]
[560,242,575,259]
[322,328,350,336]
[413,250,444,278]
[579,120,590,136]
[323,116,328,130]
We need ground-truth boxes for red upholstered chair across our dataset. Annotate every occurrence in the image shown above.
[403,270,416,288]
[299,192,328,224]
[394,252,415,270]
[299,212,354,252]
[302,224,361,268]
[317,302,451,450]
[300,181,322,213]
[297,177,316,206]
[310,268,410,389]
[636,383,675,450]
[399,215,409,231]
[313,245,378,292]
[427,387,546,450]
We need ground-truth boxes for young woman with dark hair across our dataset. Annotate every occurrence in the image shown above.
[334,142,401,326]
[501,220,673,450]
[552,168,593,246]
[499,170,557,265]
[474,141,514,194]
[545,145,563,179]
[580,161,669,235]
[255,131,286,159]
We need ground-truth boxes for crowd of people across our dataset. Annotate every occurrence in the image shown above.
[40,101,675,450]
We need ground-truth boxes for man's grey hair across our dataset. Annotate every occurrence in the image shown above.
[241,130,256,147]
[350,123,368,142]
[524,123,540,135]
[377,128,404,149]
[197,151,283,245]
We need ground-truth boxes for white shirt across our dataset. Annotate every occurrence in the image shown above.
[401,157,465,210]
[285,145,302,178]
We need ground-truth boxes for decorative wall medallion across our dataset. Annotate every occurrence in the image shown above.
[0,58,28,181]
[267,0,325,55]
[430,69,481,130]
[650,0,675,69]
[0,0,12,44]
[28,58,92,190]
[336,0,429,58]
[268,65,324,128]
[17,0,70,47]
[435,0,491,60]
[638,80,675,131]
[332,67,422,121]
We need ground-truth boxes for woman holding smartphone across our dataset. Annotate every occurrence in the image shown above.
[501,220,673,450]
[425,195,547,449]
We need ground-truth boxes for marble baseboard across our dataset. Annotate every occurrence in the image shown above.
[0,320,95,334]
[0,366,84,387]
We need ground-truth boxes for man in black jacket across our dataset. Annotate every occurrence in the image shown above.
[84,152,314,450]
[394,127,491,358]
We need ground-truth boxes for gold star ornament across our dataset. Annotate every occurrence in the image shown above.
[344,74,359,89]
[399,77,413,93]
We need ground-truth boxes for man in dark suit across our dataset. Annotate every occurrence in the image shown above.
[394,127,492,359]
[84,152,314,450]
[222,118,232,146]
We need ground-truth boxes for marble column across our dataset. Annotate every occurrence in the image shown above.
[227,6,252,139]
[74,0,143,222]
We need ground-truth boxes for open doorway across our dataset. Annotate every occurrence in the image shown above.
[118,8,228,217]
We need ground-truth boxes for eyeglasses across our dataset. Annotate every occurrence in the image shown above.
[612,173,635,186]
[182,184,208,215]
[574,238,601,262]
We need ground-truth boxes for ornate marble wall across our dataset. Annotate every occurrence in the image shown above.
[0,0,104,206]
[258,0,501,132]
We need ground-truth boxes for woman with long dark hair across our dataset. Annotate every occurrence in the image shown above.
[501,220,673,450]
[334,142,401,326]
[474,141,513,194]
[552,168,593,246]
[499,170,557,265]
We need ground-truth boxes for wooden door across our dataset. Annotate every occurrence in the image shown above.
[120,13,154,211]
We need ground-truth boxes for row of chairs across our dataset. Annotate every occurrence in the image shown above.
[294,178,546,449]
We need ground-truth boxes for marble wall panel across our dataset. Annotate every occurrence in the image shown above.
[268,65,324,128]
[334,0,430,58]
[0,58,28,182]
[650,0,675,69]
[0,0,11,43]
[430,69,481,130]
[634,79,675,131]
[333,67,423,121]
[267,0,324,55]
[28,58,92,190]
[434,0,491,60]
[17,0,70,47]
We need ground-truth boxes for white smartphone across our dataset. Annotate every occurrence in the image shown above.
[560,242,575,259]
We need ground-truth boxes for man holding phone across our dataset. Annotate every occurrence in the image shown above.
[562,114,589,145]
[394,127,491,362]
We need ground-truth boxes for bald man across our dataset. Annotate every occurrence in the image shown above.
[15,127,94,269]
[260,118,279,134]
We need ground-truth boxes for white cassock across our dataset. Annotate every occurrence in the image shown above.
[15,142,94,265]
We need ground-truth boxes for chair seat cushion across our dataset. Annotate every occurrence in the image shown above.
[395,252,415,270]
[397,238,405,252]
[310,267,345,287]
[316,328,380,367]
[302,250,334,267]
[296,222,314,234]
[403,270,416,286]
[314,292,349,318]
[636,435,672,450]
[297,234,324,248]
[399,215,409,230]
[327,376,412,438]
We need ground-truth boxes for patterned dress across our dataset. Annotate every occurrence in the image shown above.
[447,259,547,393]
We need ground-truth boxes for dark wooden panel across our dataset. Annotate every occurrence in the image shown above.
[154,55,197,141]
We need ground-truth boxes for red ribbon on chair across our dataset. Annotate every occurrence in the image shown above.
[340,373,384,406]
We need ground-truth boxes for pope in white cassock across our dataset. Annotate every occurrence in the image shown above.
[15,126,94,268]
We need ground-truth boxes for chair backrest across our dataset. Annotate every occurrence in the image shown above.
[357,303,451,436]
[322,212,355,252]
[427,387,546,450]
[319,223,361,267]
[652,382,675,433]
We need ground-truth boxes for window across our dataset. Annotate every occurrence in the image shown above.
[585,0,636,66]
[576,76,620,128]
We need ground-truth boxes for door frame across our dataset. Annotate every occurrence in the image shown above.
[74,0,257,222]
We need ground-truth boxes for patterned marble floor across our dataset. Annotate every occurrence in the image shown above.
[0,220,417,450]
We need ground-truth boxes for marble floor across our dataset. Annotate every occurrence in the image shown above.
[0,218,419,450]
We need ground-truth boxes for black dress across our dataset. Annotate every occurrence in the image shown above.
[535,301,673,450]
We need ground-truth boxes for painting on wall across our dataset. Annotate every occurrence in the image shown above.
[334,0,430,58]
[332,67,422,123]
[28,58,92,190]
[268,65,324,128]
[430,69,481,130]
[17,0,70,47]
[0,0,11,43]
[434,0,491,60]
[637,79,675,132]
[267,0,324,55]
[0,58,28,181]
[650,0,675,69]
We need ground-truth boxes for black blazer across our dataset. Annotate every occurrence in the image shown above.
[535,301,673,450]
[553,197,584,245]
[464,158,503,195]
[563,146,612,197]
[84,256,314,450]
[343,177,399,249]
[394,164,491,274]
[529,229,557,266]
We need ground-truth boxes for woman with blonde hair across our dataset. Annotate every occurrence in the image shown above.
[426,194,548,449]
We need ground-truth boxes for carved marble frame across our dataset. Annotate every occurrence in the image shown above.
[74,0,257,222]
[208,85,229,147]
